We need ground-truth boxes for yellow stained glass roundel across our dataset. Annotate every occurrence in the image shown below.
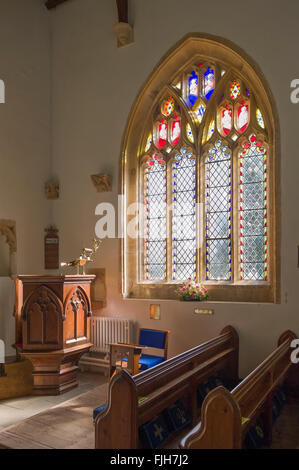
[161,96,175,117]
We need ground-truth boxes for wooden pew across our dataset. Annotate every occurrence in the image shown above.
[95,325,239,449]
[180,329,298,449]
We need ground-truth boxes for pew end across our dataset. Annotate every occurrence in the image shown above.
[180,386,242,449]
[95,369,138,449]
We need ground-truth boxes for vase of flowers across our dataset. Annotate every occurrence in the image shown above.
[177,278,208,301]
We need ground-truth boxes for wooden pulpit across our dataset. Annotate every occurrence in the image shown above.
[13,275,95,395]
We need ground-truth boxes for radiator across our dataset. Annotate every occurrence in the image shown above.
[90,317,133,353]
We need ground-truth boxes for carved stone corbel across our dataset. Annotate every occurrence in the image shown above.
[91,173,112,192]
[0,219,16,253]
[45,182,59,200]
[113,22,134,48]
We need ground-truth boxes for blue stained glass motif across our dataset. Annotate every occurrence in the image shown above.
[203,67,215,101]
[188,71,198,106]
[172,148,196,281]
[205,140,232,280]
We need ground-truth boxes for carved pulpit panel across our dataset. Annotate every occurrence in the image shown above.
[23,285,63,349]
[63,286,90,345]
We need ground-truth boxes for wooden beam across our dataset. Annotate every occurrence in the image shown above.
[116,0,128,23]
[45,0,69,10]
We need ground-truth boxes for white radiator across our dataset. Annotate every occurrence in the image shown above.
[90,317,133,353]
[80,316,134,375]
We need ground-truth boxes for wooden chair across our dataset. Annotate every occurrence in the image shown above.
[137,328,170,371]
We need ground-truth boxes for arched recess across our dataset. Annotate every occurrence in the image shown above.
[120,33,280,303]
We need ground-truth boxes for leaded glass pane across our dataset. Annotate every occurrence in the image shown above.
[205,140,232,280]
[172,148,196,281]
[256,108,265,129]
[144,156,166,281]
[239,135,268,280]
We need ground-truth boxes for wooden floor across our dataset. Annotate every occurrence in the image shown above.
[0,382,108,449]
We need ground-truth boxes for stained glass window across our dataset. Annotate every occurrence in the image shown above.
[239,135,268,280]
[203,67,215,100]
[205,141,232,280]
[161,97,175,117]
[154,119,167,149]
[144,155,167,281]
[206,120,215,141]
[256,108,265,128]
[186,123,194,143]
[220,105,232,136]
[230,80,241,100]
[145,134,152,152]
[194,103,206,123]
[139,59,272,288]
[237,101,249,133]
[170,116,181,146]
[188,71,199,106]
[172,148,196,280]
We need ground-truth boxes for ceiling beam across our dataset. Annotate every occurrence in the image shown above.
[45,0,69,10]
[116,0,128,23]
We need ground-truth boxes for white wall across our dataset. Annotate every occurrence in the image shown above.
[0,0,51,347]
[42,0,299,376]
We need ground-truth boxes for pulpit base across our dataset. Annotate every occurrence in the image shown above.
[20,343,92,396]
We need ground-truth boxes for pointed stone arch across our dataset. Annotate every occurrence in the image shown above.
[121,33,280,303]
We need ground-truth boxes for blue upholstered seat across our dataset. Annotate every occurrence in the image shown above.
[138,354,164,371]
[93,402,107,421]
[122,328,169,372]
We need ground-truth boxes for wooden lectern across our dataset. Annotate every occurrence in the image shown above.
[13,275,95,395]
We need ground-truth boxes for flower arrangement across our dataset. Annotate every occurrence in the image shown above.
[177,278,208,301]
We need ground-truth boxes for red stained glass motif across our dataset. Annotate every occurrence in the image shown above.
[170,117,181,146]
[161,97,175,117]
[155,119,167,149]
[221,105,232,135]
[237,101,249,133]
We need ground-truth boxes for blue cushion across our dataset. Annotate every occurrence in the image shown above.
[139,329,167,349]
[93,402,107,421]
[139,414,169,449]
[139,354,164,371]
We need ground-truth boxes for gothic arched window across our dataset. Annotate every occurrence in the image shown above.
[122,35,279,303]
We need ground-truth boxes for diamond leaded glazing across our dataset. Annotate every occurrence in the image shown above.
[144,156,166,281]
[239,135,268,280]
[205,140,232,280]
[172,148,196,281]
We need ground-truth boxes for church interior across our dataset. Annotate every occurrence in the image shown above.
[0,0,298,450]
